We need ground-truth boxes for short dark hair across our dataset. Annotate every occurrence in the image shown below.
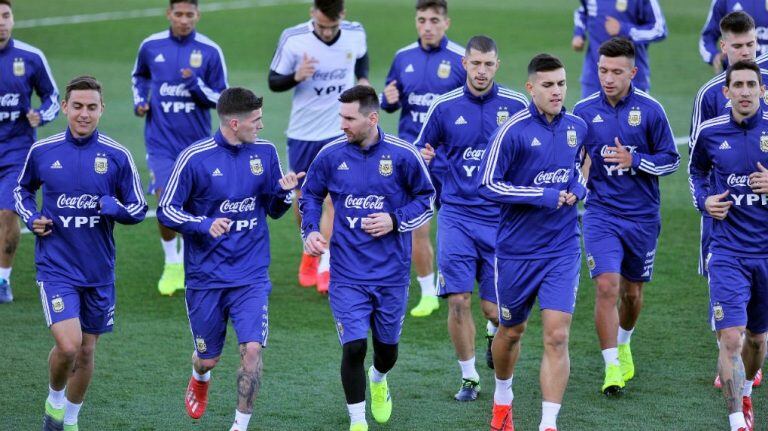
[527,53,564,76]
[0,1,12,9]
[216,87,264,118]
[720,11,755,35]
[65,76,102,101]
[314,0,344,20]
[170,0,198,6]
[725,59,762,86]
[339,85,379,114]
[416,0,447,15]
[599,37,635,60]
[465,35,497,56]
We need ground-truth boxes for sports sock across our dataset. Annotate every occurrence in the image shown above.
[459,357,479,381]
[370,366,387,383]
[743,379,754,397]
[63,399,82,425]
[0,266,11,281]
[494,376,514,405]
[47,386,65,409]
[601,348,620,367]
[318,250,330,273]
[192,367,210,382]
[617,327,634,345]
[729,412,746,430]
[231,409,251,430]
[161,238,180,264]
[487,320,498,337]
[417,273,435,296]
[539,401,561,431]
[347,401,366,425]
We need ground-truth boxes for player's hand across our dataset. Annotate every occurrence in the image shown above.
[420,143,435,165]
[571,35,585,52]
[294,53,318,82]
[304,231,328,256]
[279,171,306,190]
[705,190,732,220]
[180,68,194,79]
[603,137,633,171]
[26,109,41,128]
[556,190,567,209]
[209,217,231,238]
[565,192,578,206]
[362,213,394,237]
[749,161,768,194]
[712,53,724,74]
[384,80,400,105]
[32,216,53,237]
[605,16,621,36]
[135,103,149,117]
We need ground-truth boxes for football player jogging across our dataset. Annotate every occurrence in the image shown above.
[416,35,528,398]
[478,54,587,431]
[0,0,59,303]
[700,0,768,72]
[381,0,465,317]
[572,0,666,97]
[691,11,767,389]
[15,76,147,431]
[157,88,299,431]
[132,0,228,296]
[689,59,768,431]
[573,37,679,396]
[269,0,369,295]
[300,86,434,431]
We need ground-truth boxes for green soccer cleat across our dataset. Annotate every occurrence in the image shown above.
[349,422,368,431]
[602,364,625,396]
[368,366,392,423]
[63,424,78,431]
[618,343,635,382]
[410,295,439,317]
[157,262,184,296]
[42,400,64,431]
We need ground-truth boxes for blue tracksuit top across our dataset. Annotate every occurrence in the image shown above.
[573,86,679,220]
[157,130,292,289]
[413,83,528,223]
[700,0,768,64]
[299,128,435,286]
[478,103,588,259]
[14,128,147,285]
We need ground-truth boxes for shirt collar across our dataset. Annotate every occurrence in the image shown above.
[463,82,499,103]
[528,102,566,128]
[418,36,449,53]
[214,129,243,153]
[601,83,635,108]
[349,126,385,153]
[0,38,13,54]
[730,108,763,130]
[169,29,196,44]
[65,127,99,147]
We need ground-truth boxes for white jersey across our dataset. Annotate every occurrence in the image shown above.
[270,20,367,141]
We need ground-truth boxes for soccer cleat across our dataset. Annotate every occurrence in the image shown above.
[486,335,495,369]
[158,262,184,296]
[454,378,481,401]
[42,400,64,431]
[349,422,368,431]
[63,425,78,431]
[298,253,319,287]
[744,396,754,431]
[368,366,392,423]
[754,369,763,387]
[185,376,210,419]
[618,343,635,382]
[0,278,12,303]
[316,270,330,295]
[602,364,625,396]
[409,295,439,317]
[714,374,722,389]
[489,403,514,431]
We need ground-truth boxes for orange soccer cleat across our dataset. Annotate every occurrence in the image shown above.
[743,396,754,431]
[298,253,319,287]
[316,270,330,295]
[490,403,514,431]
[185,376,210,419]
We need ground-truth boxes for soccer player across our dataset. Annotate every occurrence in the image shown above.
[0,0,59,303]
[572,0,666,97]
[573,37,679,396]
[700,0,768,72]
[380,0,465,317]
[157,87,299,431]
[15,76,147,431]
[300,86,434,431]
[689,59,768,431]
[478,54,587,431]
[415,35,527,399]
[132,0,228,296]
[269,0,368,294]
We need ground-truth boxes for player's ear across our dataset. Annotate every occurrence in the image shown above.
[722,85,729,99]
[525,80,534,96]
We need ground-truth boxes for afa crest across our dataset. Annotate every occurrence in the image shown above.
[250,156,264,175]
[615,0,628,12]
[437,60,451,79]
[379,156,393,177]
[13,58,24,76]
[190,49,203,68]
[195,337,207,353]
[346,51,354,61]
[52,297,64,313]
[94,154,108,174]
[761,133,768,153]
[496,108,509,126]
[628,107,642,127]
[713,303,724,322]
[763,91,768,105]
[567,128,577,148]
[586,254,596,270]
[336,322,344,337]
[501,307,511,321]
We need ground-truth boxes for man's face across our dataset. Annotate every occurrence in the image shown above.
[232,108,264,144]
[724,69,763,118]
[63,90,103,138]
[311,8,343,43]
[721,30,757,64]
[340,102,376,144]
[167,2,199,37]
[597,55,637,99]
[463,49,499,93]
[526,68,567,118]
[415,7,449,48]
[0,5,13,44]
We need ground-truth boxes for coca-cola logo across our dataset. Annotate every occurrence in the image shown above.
[344,195,385,210]
[534,168,571,185]
[727,173,750,188]
[219,197,257,213]
[407,92,438,107]
[159,83,191,97]
[56,194,99,209]
[0,93,20,107]
[312,68,348,81]
[463,147,485,161]
[600,144,637,156]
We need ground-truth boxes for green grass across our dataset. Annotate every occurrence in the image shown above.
[0,0,748,429]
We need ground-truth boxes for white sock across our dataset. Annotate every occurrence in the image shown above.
[347,401,366,425]
[161,238,180,264]
[47,386,66,409]
[602,348,620,367]
[63,399,82,425]
[494,376,514,405]
[417,273,436,296]
[743,379,754,397]
[231,409,251,430]
[617,327,634,345]
[459,357,479,381]
[487,320,498,337]
[539,401,561,431]
[318,250,330,273]
[370,366,387,383]
[192,367,210,382]
[729,412,746,430]
[0,266,11,281]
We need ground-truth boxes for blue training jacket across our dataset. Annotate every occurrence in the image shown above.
[700,0,768,64]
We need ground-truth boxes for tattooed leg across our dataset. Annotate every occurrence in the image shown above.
[237,342,263,414]
[719,327,746,413]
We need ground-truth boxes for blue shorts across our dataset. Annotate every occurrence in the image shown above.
[708,253,768,333]
[146,154,176,195]
[582,209,659,282]
[329,282,408,345]
[38,281,115,334]
[436,212,496,302]
[287,136,342,175]
[699,215,712,276]
[0,165,21,211]
[495,254,580,327]
[185,283,271,359]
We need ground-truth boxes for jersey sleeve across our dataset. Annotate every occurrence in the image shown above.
[183,46,227,109]
[157,156,213,236]
[270,29,298,76]
[573,2,587,38]
[265,146,293,219]
[100,152,147,225]
[689,82,719,145]
[699,0,726,64]
[393,149,435,233]
[688,129,713,212]
[631,107,680,176]
[14,148,43,230]
[31,52,59,125]
[131,43,151,110]
[380,56,401,113]
[299,155,328,239]
[413,101,442,150]
[620,0,667,43]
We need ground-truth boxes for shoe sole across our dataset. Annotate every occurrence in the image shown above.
[602,385,623,396]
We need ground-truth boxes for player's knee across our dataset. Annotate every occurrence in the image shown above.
[595,278,619,301]
[372,339,398,371]
[198,357,220,370]
[447,294,471,314]
[543,326,570,351]
[745,331,767,350]
[719,329,744,354]
[240,343,263,365]
[498,324,524,344]
[620,283,643,304]
[342,339,368,364]
[56,343,80,363]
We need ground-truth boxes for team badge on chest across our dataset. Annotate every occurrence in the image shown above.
[496,107,509,126]
[189,49,203,68]
[250,156,263,175]
[761,133,768,153]
[379,155,393,177]
[566,127,578,148]
[628,107,642,127]
[94,153,108,174]
[13,58,24,76]
[615,0,628,12]
[437,60,451,79]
